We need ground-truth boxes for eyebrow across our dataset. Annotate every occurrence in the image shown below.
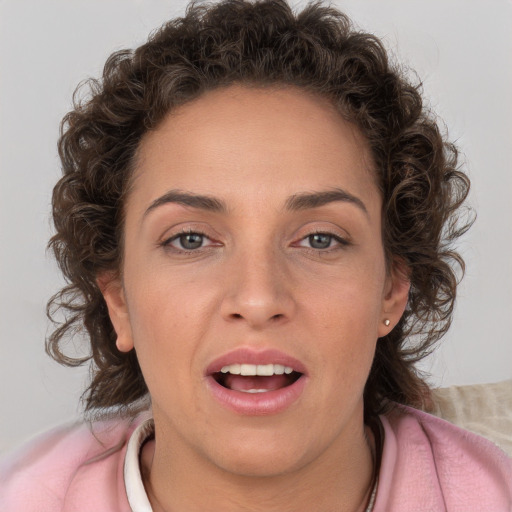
[144,190,228,217]
[285,188,368,215]
[143,187,368,218]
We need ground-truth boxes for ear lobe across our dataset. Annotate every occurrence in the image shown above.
[97,273,134,353]
[378,259,410,337]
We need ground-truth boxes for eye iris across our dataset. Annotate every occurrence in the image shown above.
[309,233,331,249]
[180,233,203,250]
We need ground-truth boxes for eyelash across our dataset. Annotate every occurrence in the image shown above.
[160,229,350,254]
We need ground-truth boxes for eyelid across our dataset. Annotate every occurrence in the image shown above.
[292,221,352,244]
[157,221,218,243]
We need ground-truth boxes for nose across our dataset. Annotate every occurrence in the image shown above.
[220,245,296,329]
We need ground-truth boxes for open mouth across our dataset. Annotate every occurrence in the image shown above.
[212,363,303,393]
[205,350,308,414]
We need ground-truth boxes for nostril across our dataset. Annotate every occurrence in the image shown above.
[225,309,289,326]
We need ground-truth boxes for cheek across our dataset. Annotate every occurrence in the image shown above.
[125,278,201,409]
[299,291,379,424]
[123,263,221,375]
[296,259,386,370]
[312,291,380,365]
[299,258,386,327]
[127,260,208,328]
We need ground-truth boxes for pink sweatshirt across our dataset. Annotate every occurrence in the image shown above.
[1,406,511,511]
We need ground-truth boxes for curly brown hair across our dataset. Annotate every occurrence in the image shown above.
[47,0,472,419]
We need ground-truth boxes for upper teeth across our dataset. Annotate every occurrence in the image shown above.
[220,363,294,376]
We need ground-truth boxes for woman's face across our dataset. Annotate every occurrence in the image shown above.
[103,84,409,477]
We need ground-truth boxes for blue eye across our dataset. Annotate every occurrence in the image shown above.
[308,233,333,249]
[178,233,204,250]
[297,232,348,250]
[166,232,209,251]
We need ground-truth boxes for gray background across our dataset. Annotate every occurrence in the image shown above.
[1,0,511,454]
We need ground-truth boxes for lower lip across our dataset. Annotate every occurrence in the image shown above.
[206,375,307,416]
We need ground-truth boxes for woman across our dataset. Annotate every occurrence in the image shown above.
[1,0,510,510]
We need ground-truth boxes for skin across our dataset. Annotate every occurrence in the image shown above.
[101,84,410,512]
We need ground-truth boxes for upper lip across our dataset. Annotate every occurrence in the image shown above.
[205,347,308,376]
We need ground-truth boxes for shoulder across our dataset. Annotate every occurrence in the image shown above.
[374,405,512,512]
[431,379,512,456]
[0,412,149,512]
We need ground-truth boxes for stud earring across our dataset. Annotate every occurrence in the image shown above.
[384,319,391,326]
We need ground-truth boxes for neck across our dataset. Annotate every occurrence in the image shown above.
[141,416,376,512]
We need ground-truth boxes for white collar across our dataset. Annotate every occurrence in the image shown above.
[124,417,155,512]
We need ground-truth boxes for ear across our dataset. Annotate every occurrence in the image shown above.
[97,273,134,353]
[378,258,410,338]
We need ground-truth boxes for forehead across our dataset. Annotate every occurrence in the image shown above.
[130,84,378,213]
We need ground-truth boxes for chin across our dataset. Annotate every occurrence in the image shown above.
[206,429,314,478]
[215,452,305,479]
